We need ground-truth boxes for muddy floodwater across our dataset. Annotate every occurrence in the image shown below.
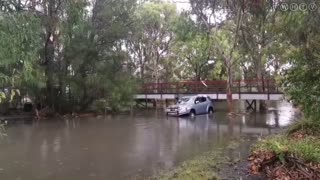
[0,101,296,180]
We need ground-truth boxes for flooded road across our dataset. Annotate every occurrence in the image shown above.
[0,101,296,180]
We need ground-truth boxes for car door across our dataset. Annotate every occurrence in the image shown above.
[194,96,202,114]
[199,96,208,114]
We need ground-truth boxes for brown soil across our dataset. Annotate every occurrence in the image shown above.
[249,150,320,179]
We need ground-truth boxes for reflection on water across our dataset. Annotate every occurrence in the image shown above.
[0,101,296,180]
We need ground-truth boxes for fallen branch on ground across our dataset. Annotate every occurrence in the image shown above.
[249,150,320,180]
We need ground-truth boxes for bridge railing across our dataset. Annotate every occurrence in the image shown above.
[138,79,280,94]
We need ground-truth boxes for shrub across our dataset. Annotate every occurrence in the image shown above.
[253,135,320,163]
[287,119,320,136]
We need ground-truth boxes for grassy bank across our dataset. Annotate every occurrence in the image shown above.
[152,139,247,180]
[154,151,222,180]
[249,119,320,179]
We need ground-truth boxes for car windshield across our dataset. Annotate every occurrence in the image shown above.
[178,97,190,104]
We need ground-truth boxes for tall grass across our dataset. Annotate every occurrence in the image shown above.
[253,135,320,163]
[154,151,221,180]
[287,119,320,136]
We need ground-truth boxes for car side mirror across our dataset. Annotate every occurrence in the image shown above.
[195,100,200,104]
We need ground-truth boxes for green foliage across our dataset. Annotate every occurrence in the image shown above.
[92,99,108,113]
[172,33,213,80]
[282,61,320,121]
[107,77,137,112]
[279,6,320,121]
[0,92,5,103]
[254,135,320,163]
[287,119,320,136]
[0,11,43,109]
[172,12,198,42]
[0,12,43,89]
[127,1,178,82]
[154,138,244,180]
[0,0,139,113]
[0,0,319,117]
[155,151,221,180]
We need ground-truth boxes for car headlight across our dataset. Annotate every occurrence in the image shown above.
[179,107,189,112]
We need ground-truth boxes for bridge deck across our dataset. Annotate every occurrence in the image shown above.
[136,79,283,101]
[135,93,283,101]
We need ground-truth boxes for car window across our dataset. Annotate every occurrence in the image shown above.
[195,97,201,103]
[201,97,207,102]
[178,98,190,104]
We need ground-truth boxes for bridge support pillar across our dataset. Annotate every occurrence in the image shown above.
[246,100,257,111]
[153,99,156,108]
[153,99,167,109]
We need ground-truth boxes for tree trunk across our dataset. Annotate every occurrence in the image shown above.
[256,54,267,111]
[43,0,57,111]
[226,59,234,112]
[45,32,55,110]
[257,10,268,111]
[195,65,201,81]
[140,66,145,83]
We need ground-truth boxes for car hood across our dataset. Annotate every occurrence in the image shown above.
[167,104,188,109]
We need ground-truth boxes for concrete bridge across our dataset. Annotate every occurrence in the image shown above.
[135,79,284,110]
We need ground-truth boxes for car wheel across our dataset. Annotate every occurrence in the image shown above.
[208,107,214,115]
[190,110,196,118]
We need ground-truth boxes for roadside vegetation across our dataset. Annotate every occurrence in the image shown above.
[0,0,295,115]
[154,139,243,180]
[249,121,320,179]
[247,0,320,178]
[155,151,221,180]
[1,0,320,178]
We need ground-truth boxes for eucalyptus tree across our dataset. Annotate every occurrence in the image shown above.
[237,1,291,80]
[0,4,43,111]
[172,34,216,80]
[279,0,320,122]
[170,12,215,81]
[189,0,244,106]
[233,1,280,110]
[62,0,138,112]
[40,0,139,112]
[127,1,178,83]
[0,0,139,113]
[0,12,42,87]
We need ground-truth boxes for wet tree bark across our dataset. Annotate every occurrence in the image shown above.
[43,0,57,111]
[226,58,234,113]
[256,7,268,112]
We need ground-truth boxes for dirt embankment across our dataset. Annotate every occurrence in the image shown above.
[248,120,320,180]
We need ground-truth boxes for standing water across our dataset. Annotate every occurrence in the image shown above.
[0,101,296,180]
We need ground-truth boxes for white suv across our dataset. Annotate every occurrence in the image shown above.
[166,95,214,117]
